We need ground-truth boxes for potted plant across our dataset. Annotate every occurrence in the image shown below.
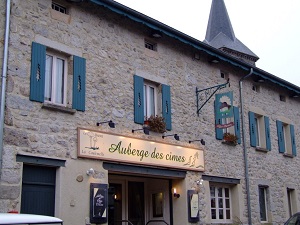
[222,132,238,145]
[145,115,166,133]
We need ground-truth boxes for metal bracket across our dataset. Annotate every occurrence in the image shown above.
[196,79,230,116]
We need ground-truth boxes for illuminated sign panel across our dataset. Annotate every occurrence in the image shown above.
[78,128,204,172]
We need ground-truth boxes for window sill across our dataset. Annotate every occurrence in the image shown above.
[255,147,268,152]
[221,141,237,146]
[283,153,294,158]
[42,103,76,114]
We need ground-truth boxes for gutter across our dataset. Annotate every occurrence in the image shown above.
[0,0,11,176]
[90,0,300,94]
[239,68,253,225]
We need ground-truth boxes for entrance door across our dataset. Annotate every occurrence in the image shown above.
[21,164,56,216]
[108,175,170,225]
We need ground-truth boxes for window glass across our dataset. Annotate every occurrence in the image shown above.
[255,117,260,146]
[45,55,53,101]
[45,53,67,105]
[144,82,157,118]
[210,185,231,221]
[55,58,65,104]
[259,186,267,222]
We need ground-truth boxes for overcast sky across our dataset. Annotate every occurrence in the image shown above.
[115,0,300,87]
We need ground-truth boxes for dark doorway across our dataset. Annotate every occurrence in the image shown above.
[21,164,56,216]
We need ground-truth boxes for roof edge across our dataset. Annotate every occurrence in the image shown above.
[88,0,300,94]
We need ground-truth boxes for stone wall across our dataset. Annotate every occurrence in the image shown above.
[0,0,299,224]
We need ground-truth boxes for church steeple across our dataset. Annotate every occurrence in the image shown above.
[204,0,259,65]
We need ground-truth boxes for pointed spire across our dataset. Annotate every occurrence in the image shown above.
[204,0,259,64]
[205,0,235,42]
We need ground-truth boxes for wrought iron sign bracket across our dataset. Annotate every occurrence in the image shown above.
[196,79,230,116]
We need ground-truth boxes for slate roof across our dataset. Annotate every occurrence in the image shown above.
[204,0,259,61]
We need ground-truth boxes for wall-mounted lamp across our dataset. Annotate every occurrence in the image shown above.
[173,188,180,198]
[189,139,205,145]
[196,179,204,186]
[256,78,265,83]
[290,93,299,98]
[162,134,180,141]
[209,57,220,64]
[96,120,115,128]
[151,30,162,38]
[86,168,95,176]
[132,127,150,135]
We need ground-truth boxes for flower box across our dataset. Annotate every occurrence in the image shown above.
[145,115,166,133]
[222,133,238,146]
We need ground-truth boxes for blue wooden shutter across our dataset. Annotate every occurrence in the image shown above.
[214,100,223,140]
[30,42,46,102]
[72,56,86,111]
[162,84,172,131]
[233,106,241,144]
[290,125,297,156]
[264,116,271,150]
[248,111,257,147]
[134,75,144,124]
[276,120,285,153]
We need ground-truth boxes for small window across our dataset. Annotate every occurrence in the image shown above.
[287,188,296,217]
[220,71,229,80]
[45,51,68,106]
[210,185,232,222]
[252,85,260,93]
[259,186,268,222]
[144,40,157,51]
[52,2,67,14]
[280,95,286,102]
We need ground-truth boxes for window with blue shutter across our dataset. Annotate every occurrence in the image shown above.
[249,111,271,150]
[264,117,271,150]
[276,120,297,156]
[30,42,46,102]
[162,84,172,131]
[276,120,285,153]
[29,42,86,111]
[290,125,297,156]
[134,75,144,124]
[214,101,240,143]
[233,106,241,144]
[214,100,223,140]
[72,56,86,112]
[133,75,172,130]
[248,111,257,147]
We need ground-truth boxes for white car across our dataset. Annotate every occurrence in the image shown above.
[0,213,63,225]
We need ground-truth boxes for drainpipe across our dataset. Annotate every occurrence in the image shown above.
[0,0,11,177]
[239,68,253,225]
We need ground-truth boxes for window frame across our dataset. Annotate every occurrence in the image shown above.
[277,120,296,156]
[287,188,294,217]
[249,111,271,150]
[143,80,158,119]
[210,185,232,223]
[51,2,67,14]
[258,186,268,222]
[30,41,86,112]
[45,51,68,106]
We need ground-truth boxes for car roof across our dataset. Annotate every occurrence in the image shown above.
[0,213,63,224]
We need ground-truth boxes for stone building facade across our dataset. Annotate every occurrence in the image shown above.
[0,0,299,225]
